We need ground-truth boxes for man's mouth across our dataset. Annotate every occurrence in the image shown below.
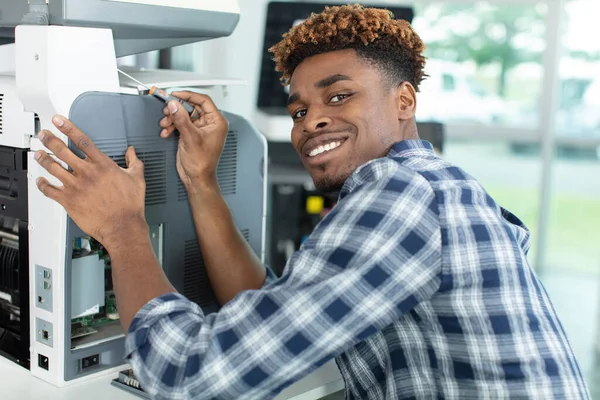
[307,140,344,157]
[303,139,347,166]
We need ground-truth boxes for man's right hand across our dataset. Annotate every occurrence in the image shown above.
[159,91,229,192]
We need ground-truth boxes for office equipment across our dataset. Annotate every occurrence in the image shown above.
[0,0,268,390]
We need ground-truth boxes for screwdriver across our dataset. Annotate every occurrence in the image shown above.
[117,69,200,120]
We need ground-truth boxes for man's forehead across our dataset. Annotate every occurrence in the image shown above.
[289,51,364,88]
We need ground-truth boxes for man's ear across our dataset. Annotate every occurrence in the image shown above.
[396,82,417,121]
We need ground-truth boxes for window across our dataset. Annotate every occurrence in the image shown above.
[442,74,456,91]
[555,0,600,140]
[545,2,600,387]
[413,3,547,128]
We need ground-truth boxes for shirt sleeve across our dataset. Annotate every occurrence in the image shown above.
[124,159,443,400]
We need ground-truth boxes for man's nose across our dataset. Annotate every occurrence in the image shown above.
[303,109,332,134]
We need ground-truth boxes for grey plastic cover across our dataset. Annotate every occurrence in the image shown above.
[0,0,239,56]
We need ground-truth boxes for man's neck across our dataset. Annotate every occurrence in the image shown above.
[400,120,419,141]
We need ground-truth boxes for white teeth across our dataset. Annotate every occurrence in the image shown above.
[308,141,341,157]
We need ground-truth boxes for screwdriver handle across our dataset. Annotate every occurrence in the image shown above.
[149,86,200,121]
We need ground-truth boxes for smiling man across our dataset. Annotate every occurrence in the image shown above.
[33,4,589,400]
[283,50,421,195]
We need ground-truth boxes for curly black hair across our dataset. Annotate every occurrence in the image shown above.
[269,3,427,91]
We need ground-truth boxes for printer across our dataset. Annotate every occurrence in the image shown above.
[0,0,267,388]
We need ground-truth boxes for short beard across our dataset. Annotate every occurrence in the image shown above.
[313,172,347,194]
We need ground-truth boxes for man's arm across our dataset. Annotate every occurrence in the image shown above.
[187,180,267,305]
[158,92,275,304]
[124,159,443,399]
[107,224,176,331]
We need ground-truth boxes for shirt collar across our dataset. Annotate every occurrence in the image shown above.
[387,140,435,158]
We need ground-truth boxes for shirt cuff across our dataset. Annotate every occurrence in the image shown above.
[124,292,204,360]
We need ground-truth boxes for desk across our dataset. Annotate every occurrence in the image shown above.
[0,357,344,400]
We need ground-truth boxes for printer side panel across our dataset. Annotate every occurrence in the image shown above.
[14,24,122,386]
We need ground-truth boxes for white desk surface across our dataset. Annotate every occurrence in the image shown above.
[0,357,344,400]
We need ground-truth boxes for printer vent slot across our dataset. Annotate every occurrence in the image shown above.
[217,133,238,196]
[109,151,167,207]
[176,133,238,199]
[183,240,215,308]
[177,179,187,202]
[94,138,127,156]
[241,229,250,242]
[110,155,126,168]
[0,93,3,134]
[139,151,167,206]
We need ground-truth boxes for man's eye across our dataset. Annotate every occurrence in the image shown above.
[330,93,350,103]
[292,109,307,120]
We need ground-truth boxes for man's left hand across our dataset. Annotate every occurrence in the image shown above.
[35,115,148,252]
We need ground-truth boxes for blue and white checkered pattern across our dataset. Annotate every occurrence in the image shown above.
[124,140,590,399]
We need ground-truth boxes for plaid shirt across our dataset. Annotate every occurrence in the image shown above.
[124,140,589,399]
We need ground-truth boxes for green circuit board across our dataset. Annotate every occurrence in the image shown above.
[71,236,120,340]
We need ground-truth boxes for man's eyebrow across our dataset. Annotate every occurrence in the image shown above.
[287,92,300,106]
[287,74,353,106]
[315,74,352,88]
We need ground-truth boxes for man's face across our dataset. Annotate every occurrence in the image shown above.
[287,49,410,193]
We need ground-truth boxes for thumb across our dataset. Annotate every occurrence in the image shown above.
[125,146,144,177]
[168,100,196,139]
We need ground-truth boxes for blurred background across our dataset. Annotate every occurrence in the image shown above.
[119,0,600,396]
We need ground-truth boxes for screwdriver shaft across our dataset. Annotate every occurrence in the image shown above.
[117,69,151,91]
[117,69,200,120]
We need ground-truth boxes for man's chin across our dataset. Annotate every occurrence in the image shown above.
[312,173,346,194]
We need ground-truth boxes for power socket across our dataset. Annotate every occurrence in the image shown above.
[38,354,49,370]
[36,318,53,347]
[35,265,53,312]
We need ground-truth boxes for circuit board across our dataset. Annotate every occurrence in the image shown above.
[71,291,118,330]
[71,235,120,340]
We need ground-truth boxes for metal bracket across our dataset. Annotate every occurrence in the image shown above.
[22,0,50,25]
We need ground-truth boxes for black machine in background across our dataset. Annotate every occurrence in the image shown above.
[0,145,30,369]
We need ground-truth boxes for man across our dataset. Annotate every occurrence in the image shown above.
[34,4,589,400]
